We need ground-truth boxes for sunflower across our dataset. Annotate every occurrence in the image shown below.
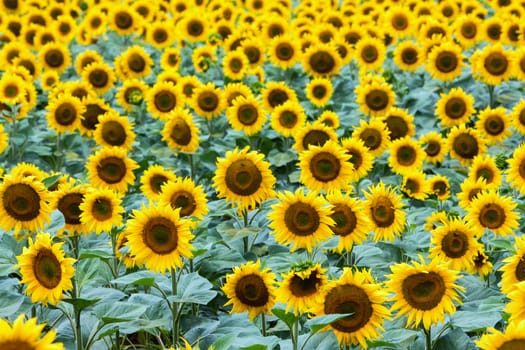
[384,6,414,38]
[298,140,353,193]
[119,45,153,79]
[0,73,28,105]
[226,95,266,136]
[354,36,386,72]
[79,187,124,235]
[81,8,107,37]
[224,82,253,108]
[78,97,110,136]
[467,154,502,189]
[386,256,465,329]
[222,260,277,321]
[161,108,200,153]
[363,181,406,242]
[311,268,390,347]
[52,184,87,236]
[380,107,415,141]
[352,119,391,157]
[388,137,425,176]
[222,49,249,80]
[305,77,333,107]
[482,16,503,44]
[419,132,448,164]
[429,217,481,272]
[156,70,181,88]
[471,44,513,85]
[0,313,64,350]
[82,62,116,95]
[108,5,141,35]
[39,42,70,73]
[276,262,327,314]
[268,35,301,70]
[159,178,208,222]
[45,93,84,134]
[124,204,194,273]
[476,319,525,350]
[465,190,519,237]
[326,192,371,252]
[86,146,138,193]
[302,43,342,77]
[475,106,511,145]
[178,75,202,100]
[192,45,216,74]
[0,175,52,235]
[447,124,487,166]
[53,15,77,43]
[160,47,181,72]
[74,50,103,76]
[428,174,451,201]
[8,162,47,181]
[190,82,225,119]
[146,21,176,49]
[270,100,307,138]
[400,169,429,199]
[0,124,8,154]
[115,78,148,112]
[426,41,463,81]
[139,164,177,203]
[240,37,266,67]
[454,15,481,48]
[268,188,334,252]
[500,236,525,295]
[261,81,298,113]
[213,147,276,212]
[507,143,525,194]
[511,100,525,135]
[146,81,182,121]
[457,177,487,210]
[435,87,475,128]
[178,11,209,43]
[355,79,395,117]
[512,47,525,80]
[340,137,374,182]
[16,232,75,305]
[505,282,525,323]
[93,112,135,151]
[316,111,340,129]
[293,122,338,153]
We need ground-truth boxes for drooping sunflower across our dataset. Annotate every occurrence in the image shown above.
[293,122,338,153]
[93,112,135,151]
[45,93,84,134]
[146,81,182,121]
[226,95,266,136]
[39,42,71,73]
[305,77,333,107]
[124,204,194,273]
[159,178,208,223]
[419,132,448,164]
[447,124,487,166]
[298,140,353,193]
[190,82,225,119]
[429,217,481,272]
[475,106,511,145]
[276,262,327,314]
[118,45,153,79]
[0,313,65,350]
[363,181,406,242]
[311,268,390,348]
[388,137,425,176]
[401,172,429,201]
[352,119,391,157]
[0,175,52,235]
[16,232,75,305]
[435,87,475,128]
[261,81,298,113]
[340,137,374,182]
[457,177,487,210]
[507,143,525,194]
[270,100,307,138]
[161,108,200,153]
[385,256,465,329]
[139,164,177,202]
[82,62,116,95]
[79,187,124,234]
[426,41,463,81]
[326,192,371,253]
[465,189,519,237]
[428,174,451,201]
[471,44,513,85]
[268,188,334,252]
[476,319,525,350]
[302,42,342,77]
[52,184,87,236]
[354,36,386,72]
[467,154,502,189]
[86,146,138,193]
[213,147,276,212]
[500,236,525,295]
[222,260,277,321]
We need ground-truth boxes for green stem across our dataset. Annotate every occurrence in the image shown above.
[291,320,298,350]
[487,84,495,108]
[55,133,63,171]
[171,268,179,347]
[261,313,267,337]
[187,153,195,180]
[73,277,83,350]
[110,231,120,279]
[424,326,432,350]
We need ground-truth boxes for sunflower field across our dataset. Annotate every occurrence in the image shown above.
[2,0,525,349]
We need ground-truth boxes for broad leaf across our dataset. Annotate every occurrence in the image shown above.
[304,313,352,334]
[169,272,217,305]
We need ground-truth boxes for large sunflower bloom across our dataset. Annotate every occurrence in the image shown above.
[465,190,519,237]
[16,232,75,305]
[476,319,525,350]
[500,236,525,295]
[86,146,139,193]
[0,314,64,350]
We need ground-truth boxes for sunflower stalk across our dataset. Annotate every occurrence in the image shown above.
[424,326,432,350]
[171,267,180,347]
[291,319,299,350]
[487,84,495,108]
[55,133,63,171]
[261,313,267,336]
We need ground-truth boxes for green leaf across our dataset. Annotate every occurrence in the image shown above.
[304,313,352,334]
[79,249,113,261]
[42,174,63,189]
[267,149,296,167]
[112,271,156,287]
[271,307,300,329]
[452,310,501,332]
[169,272,217,305]
[94,301,149,324]
[216,222,261,241]
[62,298,100,312]
[490,239,514,251]
[433,328,476,350]
[44,210,65,235]
[0,291,24,317]
[211,333,237,350]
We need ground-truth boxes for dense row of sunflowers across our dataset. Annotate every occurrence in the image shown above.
[1,0,525,349]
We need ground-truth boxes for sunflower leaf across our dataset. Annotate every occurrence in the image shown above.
[305,313,352,334]
[272,307,300,329]
[112,271,156,287]
[169,272,217,305]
